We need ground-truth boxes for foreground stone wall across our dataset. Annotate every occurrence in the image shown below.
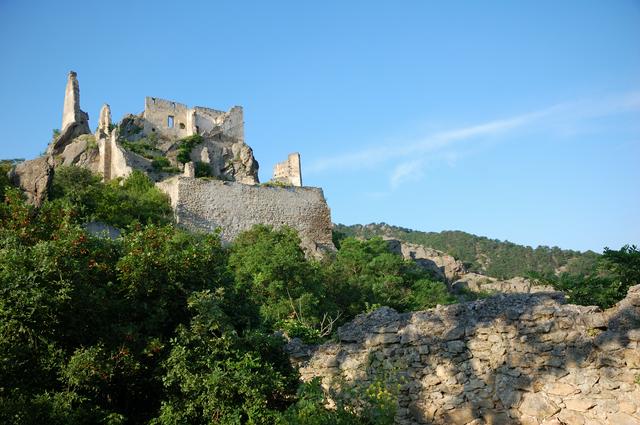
[156,177,335,255]
[292,286,640,425]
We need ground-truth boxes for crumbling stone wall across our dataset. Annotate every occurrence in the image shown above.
[273,152,302,187]
[156,177,335,255]
[291,286,640,425]
[142,97,244,141]
[143,97,195,139]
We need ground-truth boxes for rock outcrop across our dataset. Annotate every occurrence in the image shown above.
[386,239,466,282]
[8,156,54,206]
[290,285,640,425]
[451,273,555,294]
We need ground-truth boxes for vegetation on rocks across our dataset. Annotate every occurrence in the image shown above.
[0,167,447,424]
[0,166,636,423]
[176,134,203,164]
[335,223,600,279]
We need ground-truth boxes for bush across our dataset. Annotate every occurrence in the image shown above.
[194,161,213,178]
[49,166,173,228]
[228,225,327,330]
[176,134,203,164]
[151,157,170,170]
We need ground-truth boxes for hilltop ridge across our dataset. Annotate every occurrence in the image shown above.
[334,222,600,280]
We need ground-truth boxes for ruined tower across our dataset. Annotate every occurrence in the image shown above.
[272,153,302,187]
[61,71,90,132]
[96,104,112,140]
[48,71,91,155]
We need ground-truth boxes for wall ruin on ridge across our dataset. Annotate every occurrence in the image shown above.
[142,97,244,141]
[156,176,334,255]
[273,152,302,187]
[289,285,640,425]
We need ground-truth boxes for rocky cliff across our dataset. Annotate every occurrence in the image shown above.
[289,285,640,425]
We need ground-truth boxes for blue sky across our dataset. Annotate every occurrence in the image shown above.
[0,1,638,252]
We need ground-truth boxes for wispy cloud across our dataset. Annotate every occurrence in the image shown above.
[390,159,425,189]
[306,104,561,175]
[306,91,640,190]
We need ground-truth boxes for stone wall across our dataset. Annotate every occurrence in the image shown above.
[156,177,335,255]
[291,286,640,425]
[143,97,194,139]
[273,152,302,187]
[142,97,244,141]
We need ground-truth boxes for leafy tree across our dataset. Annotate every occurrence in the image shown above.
[154,291,299,425]
[228,225,328,333]
[327,237,453,318]
[49,166,173,228]
[601,245,640,295]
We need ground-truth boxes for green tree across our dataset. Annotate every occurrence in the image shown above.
[228,225,327,334]
[153,291,299,425]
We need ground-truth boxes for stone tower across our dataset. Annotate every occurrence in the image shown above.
[272,152,302,187]
[96,104,112,140]
[61,71,89,131]
[49,71,91,155]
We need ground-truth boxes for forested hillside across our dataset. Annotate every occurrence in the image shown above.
[334,223,601,280]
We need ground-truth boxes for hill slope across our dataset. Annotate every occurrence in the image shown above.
[333,223,600,279]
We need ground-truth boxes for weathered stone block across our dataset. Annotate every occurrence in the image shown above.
[519,393,560,420]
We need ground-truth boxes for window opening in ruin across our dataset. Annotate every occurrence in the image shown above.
[168,116,174,128]
[179,122,185,129]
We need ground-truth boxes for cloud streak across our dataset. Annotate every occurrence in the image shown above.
[305,91,640,188]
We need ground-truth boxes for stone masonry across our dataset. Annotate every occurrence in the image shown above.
[273,152,302,187]
[9,71,333,253]
[156,176,335,256]
[290,285,640,425]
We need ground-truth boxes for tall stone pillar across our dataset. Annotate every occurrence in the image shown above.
[96,104,112,140]
[62,71,89,131]
[49,71,91,154]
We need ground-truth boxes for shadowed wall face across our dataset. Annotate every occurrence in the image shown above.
[292,286,640,425]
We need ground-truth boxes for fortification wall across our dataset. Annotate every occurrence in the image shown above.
[143,97,193,138]
[291,286,640,425]
[156,177,334,255]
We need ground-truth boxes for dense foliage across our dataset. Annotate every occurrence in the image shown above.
[529,245,640,309]
[335,223,600,279]
[49,167,173,228]
[176,134,204,164]
[2,166,635,423]
[0,167,455,424]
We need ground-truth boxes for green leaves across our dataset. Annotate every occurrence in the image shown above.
[49,167,173,229]
[175,134,203,164]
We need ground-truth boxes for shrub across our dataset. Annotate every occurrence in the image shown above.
[262,180,292,188]
[176,134,203,164]
[194,161,213,178]
[151,157,171,170]
[49,166,173,228]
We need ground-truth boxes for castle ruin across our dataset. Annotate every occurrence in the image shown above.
[10,71,334,255]
[273,152,302,187]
